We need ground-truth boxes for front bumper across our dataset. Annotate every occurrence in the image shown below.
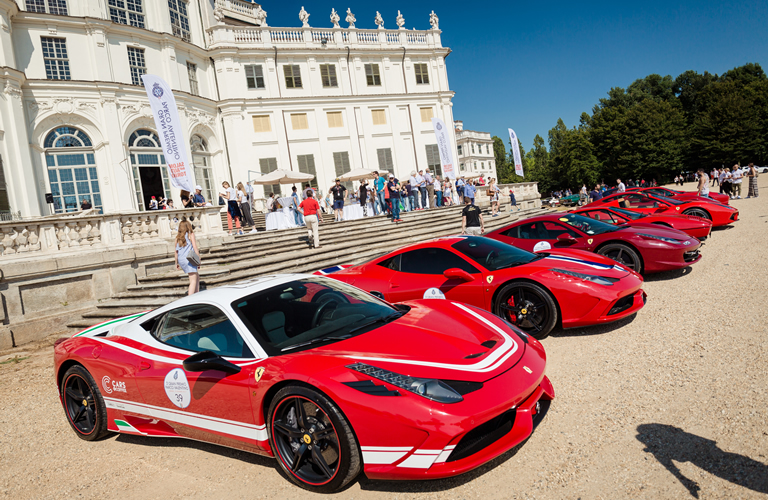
[362,375,555,480]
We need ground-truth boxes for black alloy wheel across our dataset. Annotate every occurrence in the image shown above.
[268,386,361,493]
[682,207,711,220]
[493,282,558,340]
[597,243,644,275]
[60,365,109,441]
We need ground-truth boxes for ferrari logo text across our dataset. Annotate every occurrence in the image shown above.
[254,367,265,383]
[486,275,494,284]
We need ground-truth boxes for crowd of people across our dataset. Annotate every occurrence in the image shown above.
[693,164,760,200]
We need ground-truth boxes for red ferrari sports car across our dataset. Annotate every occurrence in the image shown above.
[486,213,702,275]
[628,186,730,205]
[587,191,738,227]
[572,206,713,240]
[55,275,554,492]
[321,236,645,340]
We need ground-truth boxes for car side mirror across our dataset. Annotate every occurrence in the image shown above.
[183,350,241,375]
[443,268,474,282]
[557,233,577,244]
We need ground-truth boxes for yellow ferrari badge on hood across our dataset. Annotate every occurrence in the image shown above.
[486,275,494,284]
[254,367,265,383]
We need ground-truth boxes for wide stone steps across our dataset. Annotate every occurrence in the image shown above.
[66,206,544,329]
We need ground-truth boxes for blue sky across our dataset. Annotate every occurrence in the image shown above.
[265,1,768,150]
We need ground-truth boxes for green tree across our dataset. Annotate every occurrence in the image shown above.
[492,136,509,178]
[559,129,601,189]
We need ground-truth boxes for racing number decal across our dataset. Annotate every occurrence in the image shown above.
[533,241,552,252]
[164,368,191,409]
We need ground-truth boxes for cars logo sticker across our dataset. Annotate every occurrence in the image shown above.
[254,366,265,383]
[533,241,551,252]
[164,368,191,409]
[423,287,446,299]
[102,375,127,394]
[102,375,113,394]
[486,275,494,284]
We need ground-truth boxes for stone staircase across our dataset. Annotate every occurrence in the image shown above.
[218,208,335,232]
[68,205,545,330]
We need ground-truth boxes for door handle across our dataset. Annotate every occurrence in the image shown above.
[390,283,400,288]
[139,361,152,371]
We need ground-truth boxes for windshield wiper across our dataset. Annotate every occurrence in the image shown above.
[347,311,405,335]
[281,335,352,352]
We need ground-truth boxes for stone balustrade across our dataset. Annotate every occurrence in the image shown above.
[0,207,225,259]
[207,25,442,49]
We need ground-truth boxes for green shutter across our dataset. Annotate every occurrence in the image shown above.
[333,152,352,190]
[259,157,280,196]
[297,154,317,189]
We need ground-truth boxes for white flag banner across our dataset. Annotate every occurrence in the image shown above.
[431,117,456,179]
[141,74,195,193]
[508,128,524,177]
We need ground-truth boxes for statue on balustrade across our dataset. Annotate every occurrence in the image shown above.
[299,6,310,27]
[375,11,384,29]
[396,10,405,30]
[429,10,439,30]
[346,8,356,28]
[330,8,340,28]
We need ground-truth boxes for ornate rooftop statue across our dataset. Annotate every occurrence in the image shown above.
[299,6,310,27]
[346,8,356,28]
[396,10,405,30]
[429,10,439,30]
[374,11,384,29]
[330,8,340,28]
[255,5,268,26]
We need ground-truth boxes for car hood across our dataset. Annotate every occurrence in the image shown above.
[311,300,528,383]
[531,249,633,278]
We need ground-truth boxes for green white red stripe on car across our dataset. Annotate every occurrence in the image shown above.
[72,312,148,337]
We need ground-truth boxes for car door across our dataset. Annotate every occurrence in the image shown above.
[133,304,264,448]
[386,247,486,306]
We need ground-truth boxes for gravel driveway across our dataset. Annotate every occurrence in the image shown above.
[1,178,766,500]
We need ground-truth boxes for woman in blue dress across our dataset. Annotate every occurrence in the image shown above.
[175,220,200,295]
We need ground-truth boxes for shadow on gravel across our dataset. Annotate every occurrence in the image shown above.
[355,401,551,494]
[644,267,693,282]
[549,313,637,338]
[636,423,768,498]
[712,225,735,233]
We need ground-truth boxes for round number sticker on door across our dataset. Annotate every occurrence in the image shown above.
[164,368,191,409]
[423,287,446,299]
[533,241,552,252]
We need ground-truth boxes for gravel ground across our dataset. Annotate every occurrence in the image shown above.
[1,178,767,500]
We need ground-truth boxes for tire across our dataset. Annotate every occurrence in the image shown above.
[60,365,109,441]
[597,243,644,274]
[682,207,711,220]
[268,385,361,493]
[493,281,558,340]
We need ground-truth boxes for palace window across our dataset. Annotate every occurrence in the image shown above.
[252,115,271,133]
[26,0,68,15]
[471,144,475,154]
[187,62,198,96]
[296,154,317,190]
[128,129,171,211]
[291,113,309,130]
[457,145,463,156]
[376,148,393,172]
[371,109,387,126]
[320,64,338,88]
[420,107,434,123]
[108,0,145,28]
[414,63,429,84]
[259,158,280,197]
[364,64,381,86]
[326,111,343,128]
[245,65,265,89]
[333,152,352,190]
[191,135,213,204]
[284,65,302,88]
[127,47,146,86]
[425,144,442,177]
[41,37,70,80]
[168,0,191,42]
[44,127,102,213]
[0,155,9,215]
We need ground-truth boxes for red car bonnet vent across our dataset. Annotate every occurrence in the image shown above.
[481,340,497,349]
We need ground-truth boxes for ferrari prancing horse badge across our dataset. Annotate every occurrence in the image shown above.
[254,367,265,383]
[486,275,494,284]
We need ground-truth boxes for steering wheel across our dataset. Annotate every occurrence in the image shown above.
[311,300,337,328]
[485,251,498,269]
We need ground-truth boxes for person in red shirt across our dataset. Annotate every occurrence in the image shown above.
[299,194,322,248]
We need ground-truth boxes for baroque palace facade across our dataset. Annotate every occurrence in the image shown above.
[0,0,456,216]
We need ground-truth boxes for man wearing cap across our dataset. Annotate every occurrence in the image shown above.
[424,168,435,209]
[192,185,206,207]
[329,178,347,222]
[387,174,403,222]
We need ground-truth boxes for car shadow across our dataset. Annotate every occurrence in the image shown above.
[636,423,768,498]
[549,313,637,338]
[644,267,693,282]
[712,225,734,233]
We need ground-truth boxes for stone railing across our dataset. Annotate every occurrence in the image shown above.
[214,0,267,25]
[0,207,225,259]
[208,25,443,49]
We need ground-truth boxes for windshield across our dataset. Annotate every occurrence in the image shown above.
[452,236,540,271]
[231,277,400,356]
[556,214,618,235]
[611,207,645,220]
[657,196,686,205]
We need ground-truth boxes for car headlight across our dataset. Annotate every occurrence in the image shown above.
[637,232,680,244]
[552,268,617,286]
[347,362,463,403]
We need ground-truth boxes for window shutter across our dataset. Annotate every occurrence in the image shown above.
[291,113,309,130]
[259,157,280,196]
[297,154,317,189]
[376,148,393,171]
[420,107,433,123]
[327,111,343,128]
[252,115,271,133]
[372,109,386,126]
[333,152,352,190]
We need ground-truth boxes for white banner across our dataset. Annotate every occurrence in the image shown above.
[431,117,456,179]
[141,75,195,193]
[508,128,524,177]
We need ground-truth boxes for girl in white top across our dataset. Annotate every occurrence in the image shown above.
[489,179,500,216]
[219,181,243,235]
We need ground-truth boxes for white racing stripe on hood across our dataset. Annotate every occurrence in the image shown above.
[345,302,519,373]
[544,255,616,270]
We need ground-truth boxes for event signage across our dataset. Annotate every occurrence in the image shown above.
[508,128,524,177]
[141,74,195,193]
[431,117,456,179]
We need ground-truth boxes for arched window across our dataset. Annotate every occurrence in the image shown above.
[128,129,171,210]
[44,127,102,213]
[190,135,213,204]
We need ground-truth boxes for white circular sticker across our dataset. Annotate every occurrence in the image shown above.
[423,287,446,299]
[533,241,552,252]
[164,368,191,409]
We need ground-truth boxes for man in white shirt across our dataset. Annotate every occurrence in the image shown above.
[617,178,626,193]
[409,171,420,209]
[731,164,743,199]
[415,170,426,210]
[424,169,435,208]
